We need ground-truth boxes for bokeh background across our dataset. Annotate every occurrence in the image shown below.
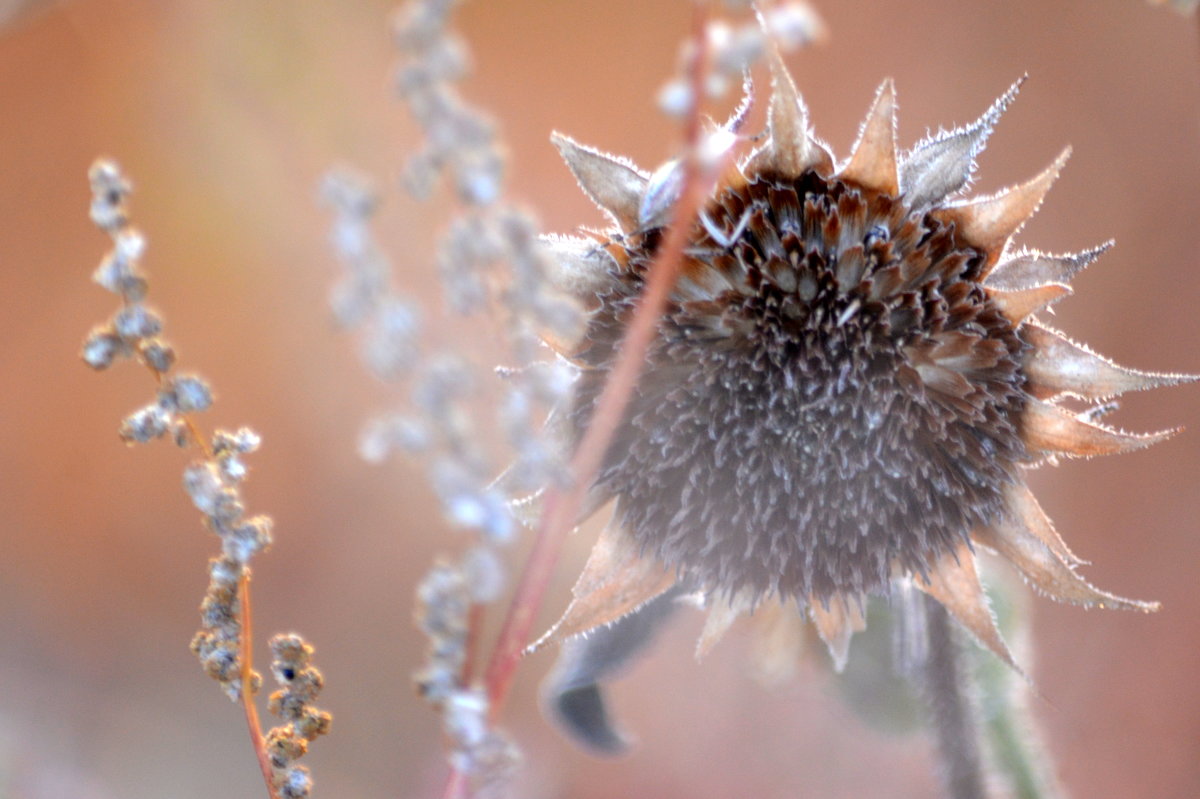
[1,1,1198,797]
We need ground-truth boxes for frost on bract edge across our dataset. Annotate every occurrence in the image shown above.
[535,57,1193,752]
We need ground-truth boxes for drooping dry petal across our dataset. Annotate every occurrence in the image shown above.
[552,133,648,232]
[985,242,1112,290]
[914,543,1019,671]
[974,519,1158,612]
[1023,398,1179,458]
[934,147,1071,258]
[529,524,676,652]
[900,76,1025,209]
[808,596,867,672]
[988,283,1071,324]
[839,78,899,195]
[1023,323,1198,400]
[541,587,683,755]
[744,48,833,178]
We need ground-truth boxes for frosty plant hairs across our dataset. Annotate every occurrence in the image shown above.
[73,1,1199,798]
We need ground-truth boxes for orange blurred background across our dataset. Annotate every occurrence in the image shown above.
[1,1,1198,797]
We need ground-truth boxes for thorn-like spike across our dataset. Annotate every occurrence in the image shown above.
[986,241,1113,290]
[744,48,834,178]
[552,132,648,232]
[974,521,1158,612]
[839,78,899,195]
[988,282,1072,323]
[1023,323,1199,400]
[494,470,610,531]
[724,70,755,134]
[914,542,1020,672]
[900,76,1026,208]
[809,596,866,672]
[538,234,621,299]
[1023,398,1180,458]
[528,524,676,654]
[696,592,753,660]
[935,147,1071,256]
[1005,483,1084,566]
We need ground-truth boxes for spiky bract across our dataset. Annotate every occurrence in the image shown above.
[539,54,1190,670]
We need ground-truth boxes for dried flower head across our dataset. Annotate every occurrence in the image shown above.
[537,51,1193,700]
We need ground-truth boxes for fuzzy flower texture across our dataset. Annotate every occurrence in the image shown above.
[534,54,1192,750]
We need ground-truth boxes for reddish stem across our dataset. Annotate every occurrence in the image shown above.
[239,570,279,799]
[480,2,715,725]
[124,219,266,795]
[438,6,722,795]
[442,767,469,799]
[461,602,485,686]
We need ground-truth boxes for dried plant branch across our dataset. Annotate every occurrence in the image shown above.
[82,159,329,799]
[239,572,278,799]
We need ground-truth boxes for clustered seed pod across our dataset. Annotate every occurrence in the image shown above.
[533,49,1194,750]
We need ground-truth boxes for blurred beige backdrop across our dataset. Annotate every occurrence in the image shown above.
[0,1,1198,797]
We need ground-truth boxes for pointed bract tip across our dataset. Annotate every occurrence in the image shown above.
[986,74,1028,126]
[745,47,833,178]
[915,543,1021,673]
[724,70,755,134]
[989,282,1072,324]
[937,146,1071,255]
[1004,482,1085,566]
[1024,398,1180,459]
[809,596,866,672]
[529,524,676,653]
[696,592,753,660]
[986,240,1114,290]
[976,521,1159,613]
[900,75,1027,208]
[552,132,648,233]
[839,78,899,195]
[1024,323,1200,400]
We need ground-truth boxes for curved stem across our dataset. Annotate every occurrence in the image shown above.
[239,570,279,799]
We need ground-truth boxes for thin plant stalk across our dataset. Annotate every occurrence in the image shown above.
[238,571,278,799]
[438,5,718,797]
[137,338,276,799]
[480,1,715,722]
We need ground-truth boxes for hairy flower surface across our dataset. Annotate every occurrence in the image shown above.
[535,52,1191,726]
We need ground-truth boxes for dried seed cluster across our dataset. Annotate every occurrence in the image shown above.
[265,635,332,799]
[83,160,330,793]
[540,51,1192,678]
